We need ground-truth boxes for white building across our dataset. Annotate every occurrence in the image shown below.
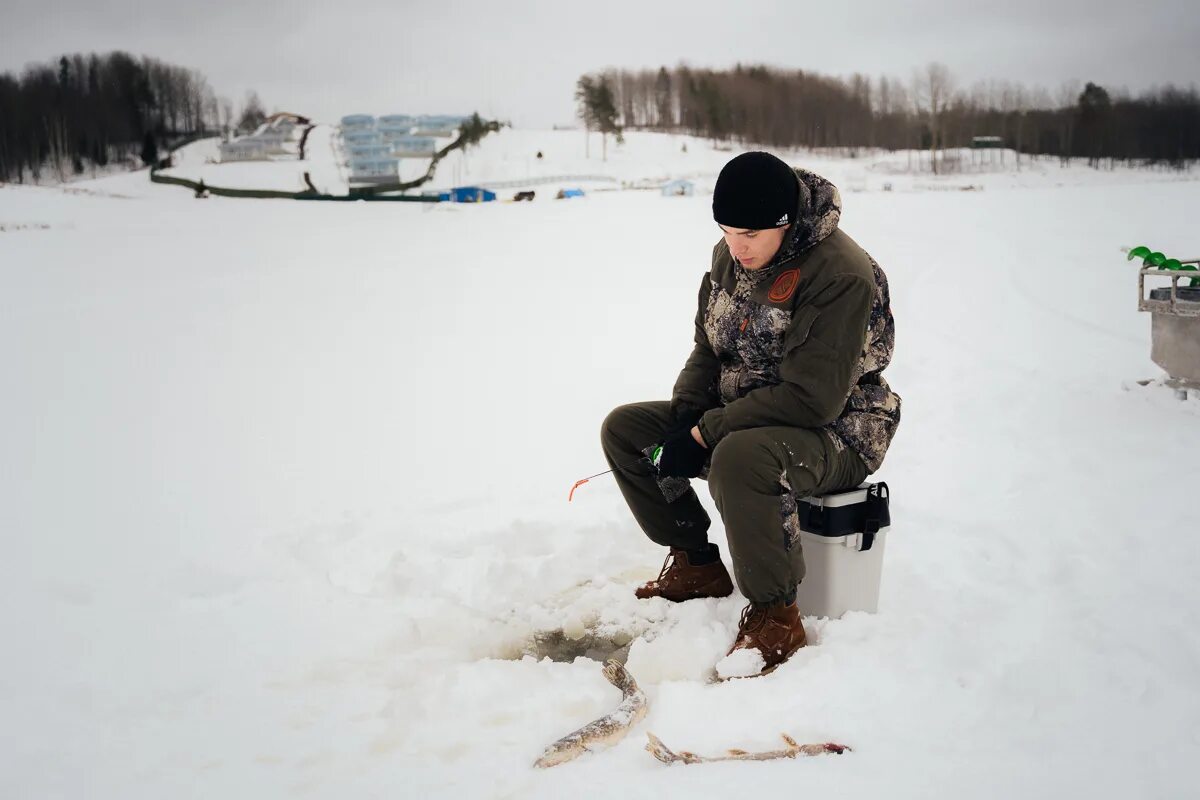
[341,114,376,130]
[342,129,382,146]
[412,114,462,137]
[218,139,270,162]
[348,157,400,182]
[390,136,438,158]
[347,143,392,160]
[661,179,695,197]
[219,112,306,162]
[379,114,415,130]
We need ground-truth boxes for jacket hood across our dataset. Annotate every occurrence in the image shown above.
[734,167,843,281]
[785,167,842,256]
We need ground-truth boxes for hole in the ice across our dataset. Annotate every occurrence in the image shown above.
[502,628,636,664]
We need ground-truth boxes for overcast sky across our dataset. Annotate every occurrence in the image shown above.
[3,0,1198,126]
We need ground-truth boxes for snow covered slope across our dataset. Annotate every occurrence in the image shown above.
[154,123,1198,199]
[156,124,349,194]
[1,133,1198,799]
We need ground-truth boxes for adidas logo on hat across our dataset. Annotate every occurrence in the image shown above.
[776,213,789,226]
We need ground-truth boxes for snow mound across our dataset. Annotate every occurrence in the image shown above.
[1122,376,1200,412]
[623,601,734,683]
[715,647,765,680]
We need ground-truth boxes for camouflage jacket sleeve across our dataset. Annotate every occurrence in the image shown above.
[670,272,720,416]
[698,273,874,445]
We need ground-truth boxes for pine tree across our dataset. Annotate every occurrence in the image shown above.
[1077,82,1111,168]
[575,76,596,157]
[237,90,266,134]
[140,131,157,166]
[575,76,623,160]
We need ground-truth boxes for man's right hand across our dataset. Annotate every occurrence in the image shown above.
[656,428,709,478]
[664,402,706,440]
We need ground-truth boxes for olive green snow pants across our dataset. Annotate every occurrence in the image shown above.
[600,400,869,606]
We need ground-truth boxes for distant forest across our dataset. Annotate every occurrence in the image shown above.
[576,63,1200,172]
[0,51,267,184]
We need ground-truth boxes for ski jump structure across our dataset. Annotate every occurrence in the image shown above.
[149,122,495,202]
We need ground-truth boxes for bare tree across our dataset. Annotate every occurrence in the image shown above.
[655,67,673,128]
[583,60,1200,172]
[912,62,954,173]
[0,50,233,183]
[1055,79,1081,164]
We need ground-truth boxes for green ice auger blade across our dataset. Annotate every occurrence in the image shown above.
[1145,251,1168,268]
[1163,258,1183,271]
[1128,245,1151,262]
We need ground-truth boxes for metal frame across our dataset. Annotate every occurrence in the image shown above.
[1138,259,1200,318]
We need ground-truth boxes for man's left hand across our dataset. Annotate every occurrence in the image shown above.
[656,427,709,478]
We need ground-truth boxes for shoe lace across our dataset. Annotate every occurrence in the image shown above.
[652,550,679,584]
[738,603,770,637]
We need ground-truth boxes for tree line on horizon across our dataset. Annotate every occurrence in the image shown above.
[576,63,1200,172]
[0,51,270,184]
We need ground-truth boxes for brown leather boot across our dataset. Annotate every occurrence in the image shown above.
[634,546,734,602]
[724,600,807,677]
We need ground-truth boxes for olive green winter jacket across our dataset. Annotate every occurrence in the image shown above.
[671,167,900,473]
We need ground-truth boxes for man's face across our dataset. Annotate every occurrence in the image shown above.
[718,223,788,270]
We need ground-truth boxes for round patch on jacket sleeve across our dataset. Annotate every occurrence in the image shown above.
[767,268,801,303]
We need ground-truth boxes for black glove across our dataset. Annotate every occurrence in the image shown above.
[664,402,705,440]
[656,428,709,478]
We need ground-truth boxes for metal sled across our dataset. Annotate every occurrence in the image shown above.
[1138,260,1200,390]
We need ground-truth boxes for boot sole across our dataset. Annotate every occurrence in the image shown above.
[634,583,734,602]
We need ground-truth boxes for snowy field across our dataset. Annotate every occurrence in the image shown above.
[157,126,349,194]
[154,122,1200,199]
[2,132,1199,799]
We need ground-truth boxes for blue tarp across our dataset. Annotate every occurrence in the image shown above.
[450,186,496,203]
[661,179,695,197]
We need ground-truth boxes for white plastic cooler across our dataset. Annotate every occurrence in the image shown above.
[793,482,891,619]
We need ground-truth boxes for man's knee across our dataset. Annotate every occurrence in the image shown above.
[707,430,778,490]
[601,403,641,454]
[708,428,832,496]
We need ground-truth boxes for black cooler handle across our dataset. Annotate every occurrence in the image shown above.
[860,482,890,552]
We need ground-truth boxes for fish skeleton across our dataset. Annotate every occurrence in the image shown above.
[646,732,850,764]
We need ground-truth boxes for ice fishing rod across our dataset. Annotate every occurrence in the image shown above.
[568,446,664,502]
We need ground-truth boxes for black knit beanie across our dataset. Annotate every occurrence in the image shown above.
[712,151,799,230]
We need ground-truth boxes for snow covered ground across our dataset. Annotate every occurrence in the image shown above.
[2,131,1199,799]
[154,122,1200,200]
[428,126,1200,196]
[158,125,350,195]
